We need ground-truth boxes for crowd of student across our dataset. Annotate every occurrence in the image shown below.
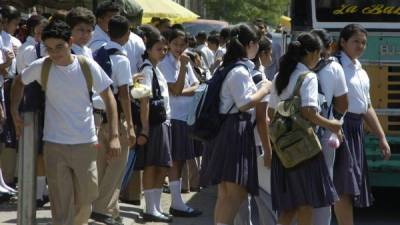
[0,2,393,225]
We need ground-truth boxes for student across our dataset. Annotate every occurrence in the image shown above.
[10,20,120,225]
[333,24,391,225]
[88,0,120,52]
[134,24,173,223]
[158,28,201,217]
[66,7,95,59]
[0,5,21,188]
[268,33,341,225]
[91,15,135,225]
[200,23,271,225]
[196,31,214,70]
[310,29,349,225]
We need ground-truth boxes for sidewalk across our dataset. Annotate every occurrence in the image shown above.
[0,187,217,225]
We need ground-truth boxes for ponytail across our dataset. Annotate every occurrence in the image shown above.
[275,32,322,95]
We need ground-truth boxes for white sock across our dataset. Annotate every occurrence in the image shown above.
[37,176,46,200]
[144,189,162,216]
[0,185,10,193]
[0,169,15,193]
[170,180,191,211]
[153,188,163,213]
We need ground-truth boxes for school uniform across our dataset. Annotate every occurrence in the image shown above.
[71,44,93,59]
[123,32,146,74]
[88,25,109,52]
[134,59,173,169]
[200,59,259,195]
[269,63,338,212]
[92,41,132,218]
[264,39,282,81]
[333,51,374,208]
[313,57,348,224]
[21,55,113,225]
[158,53,199,161]
[196,43,215,70]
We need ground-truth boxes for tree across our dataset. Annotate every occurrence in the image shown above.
[204,0,289,26]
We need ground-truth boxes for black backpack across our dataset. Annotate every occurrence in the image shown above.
[131,63,167,127]
[92,46,123,78]
[187,61,247,141]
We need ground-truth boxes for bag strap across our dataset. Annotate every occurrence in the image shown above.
[41,57,52,92]
[140,62,162,98]
[293,72,310,97]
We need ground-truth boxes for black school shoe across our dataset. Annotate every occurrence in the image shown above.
[143,212,173,223]
[169,207,202,217]
[36,195,50,208]
[90,212,124,225]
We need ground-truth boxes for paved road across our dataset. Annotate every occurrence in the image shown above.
[1,186,399,224]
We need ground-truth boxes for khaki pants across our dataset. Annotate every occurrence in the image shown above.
[43,142,98,225]
[0,145,17,184]
[93,121,129,217]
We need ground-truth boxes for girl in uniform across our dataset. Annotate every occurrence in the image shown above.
[201,23,271,225]
[268,33,341,225]
[310,28,349,225]
[158,28,202,217]
[135,25,173,223]
[333,24,391,225]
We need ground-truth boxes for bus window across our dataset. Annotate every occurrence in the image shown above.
[291,0,312,30]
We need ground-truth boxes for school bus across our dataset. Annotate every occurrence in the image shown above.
[290,0,400,187]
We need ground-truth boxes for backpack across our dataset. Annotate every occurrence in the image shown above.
[269,73,322,168]
[130,63,167,127]
[92,46,124,79]
[41,55,93,102]
[187,61,247,141]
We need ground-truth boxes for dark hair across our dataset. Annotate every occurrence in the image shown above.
[196,31,207,43]
[41,20,72,42]
[310,29,332,49]
[140,24,165,60]
[26,15,47,36]
[66,7,96,29]
[252,37,272,69]
[208,35,219,46]
[50,10,68,23]
[222,23,260,66]
[0,5,20,22]
[219,27,231,41]
[151,17,161,24]
[166,28,187,43]
[187,34,197,48]
[108,15,129,39]
[171,23,184,31]
[337,23,367,51]
[95,0,120,19]
[275,32,322,95]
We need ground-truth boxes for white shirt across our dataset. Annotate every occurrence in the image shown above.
[71,44,93,59]
[105,41,132,94]
[140,59,171,119]
[219,59,257,114]
[124,32,145,74]
[197,44,215,69]
[16,36,38,73]
[339,51,371,114]
[317,57,348,114]
[269,63,318,110]
[21,55,113,144]
[1,31,21,78]
[214,46,226,60]
[88,25,109,52]
[158,53,199,121]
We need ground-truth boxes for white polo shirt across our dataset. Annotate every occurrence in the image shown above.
[158,53,199,121]
[140,59,171,119]
[196,43,215,69]
[21,55,113,144]
[269,63,318,110]
[71,44,93,59]
[219,59,257,114]
[339,51,371,114]
[124,32,145,74]
[1,31,21,78]
[88,25,109,52]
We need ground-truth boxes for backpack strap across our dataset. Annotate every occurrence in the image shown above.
[41,57,52,92]
[35,43,42,59]
[293,72,310,97]
[139,62,162,98]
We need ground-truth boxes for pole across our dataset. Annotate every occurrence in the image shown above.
[17,112,37,225]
